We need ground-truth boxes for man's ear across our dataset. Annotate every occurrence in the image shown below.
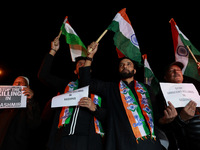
[134,69,136,75]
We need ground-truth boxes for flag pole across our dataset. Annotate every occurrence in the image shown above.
[88,29,108,52]
[142,54,149,85]
[145,78,148,85]
[96,29,108,43]
[57,30,62,39]
[186,45,199,63]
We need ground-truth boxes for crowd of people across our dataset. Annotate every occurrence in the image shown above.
[0,36,200,150]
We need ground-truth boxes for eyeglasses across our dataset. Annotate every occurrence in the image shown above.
[168,69,182,73]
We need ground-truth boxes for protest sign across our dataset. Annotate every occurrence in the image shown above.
[160,82,200,108]
[0,86,27,108]
[51,86,89,108]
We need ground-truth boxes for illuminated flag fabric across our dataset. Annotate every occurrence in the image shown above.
[142,54,159,95]
[61,16,87,61]
[170,18,200,81]
[107,8,142,64]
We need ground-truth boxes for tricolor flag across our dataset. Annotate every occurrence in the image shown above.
[142,54,159,95]
[60,16,87,61]
[170,18,200,81]
[107,8,142,64]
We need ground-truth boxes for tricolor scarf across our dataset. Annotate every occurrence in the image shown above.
[119,80,156,142]
[58,80,104,136]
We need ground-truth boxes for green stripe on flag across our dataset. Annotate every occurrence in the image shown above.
[108,21,142,64]
[61,24,86,49]
[144,67,154,78]
[179,34,200,81]
[184,55,200,82]
[63,33,86,49]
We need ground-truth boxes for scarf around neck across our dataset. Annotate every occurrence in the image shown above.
[119,80,156,142]
[58,80,104,136]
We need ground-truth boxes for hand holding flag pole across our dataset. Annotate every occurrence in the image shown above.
[51,30,62,47]
[53,30,62,46]
[88,29,108,52]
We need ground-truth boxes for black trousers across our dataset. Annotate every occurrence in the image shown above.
[52,134,103,150]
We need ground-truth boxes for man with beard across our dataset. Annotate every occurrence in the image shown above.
[156,62,200,150]
[79,42,163,150]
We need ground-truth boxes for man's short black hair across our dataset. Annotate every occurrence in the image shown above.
[118,57,138,67]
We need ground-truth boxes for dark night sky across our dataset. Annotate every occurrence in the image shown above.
[1,2,200,107]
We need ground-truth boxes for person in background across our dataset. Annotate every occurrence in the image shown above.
[0,76,40,150]
[38,37,106,150]
[156,62,200,150]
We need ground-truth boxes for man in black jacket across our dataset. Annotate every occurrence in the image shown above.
[156,61,200,150]
[0,76,40,150]
[79,42,163,150]
[38,37,106,150]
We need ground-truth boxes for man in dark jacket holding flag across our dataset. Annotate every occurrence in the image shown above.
[79,42,163,150]
[38,37,106,150]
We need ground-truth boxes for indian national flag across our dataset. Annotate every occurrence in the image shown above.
[142,54,159,95]
[107,8,142,64]
[61,16,87,61]
[170,18,200,81]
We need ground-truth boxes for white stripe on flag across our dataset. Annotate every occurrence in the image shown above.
[175,25,189,41]
[113,13,139,48]
[175,34,189,73]
[65,23,78,36]
[70,48,82,62]
[144,59,153,73]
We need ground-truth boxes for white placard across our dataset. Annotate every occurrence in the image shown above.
[51,86,89,108]
[0,86,27,109]
[160,82,200,108]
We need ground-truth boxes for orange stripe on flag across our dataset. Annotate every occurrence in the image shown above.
[142,54,147,60]
[116,48,125,58]
[70,44,84,50]
[169,18,179,53]
[118,8,132,25]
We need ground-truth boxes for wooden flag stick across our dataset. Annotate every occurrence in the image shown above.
[88,29,108,52]
[186,45,199,63]
[145,77,148,85]
[57,30,62,39]
[96,29,108,43]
